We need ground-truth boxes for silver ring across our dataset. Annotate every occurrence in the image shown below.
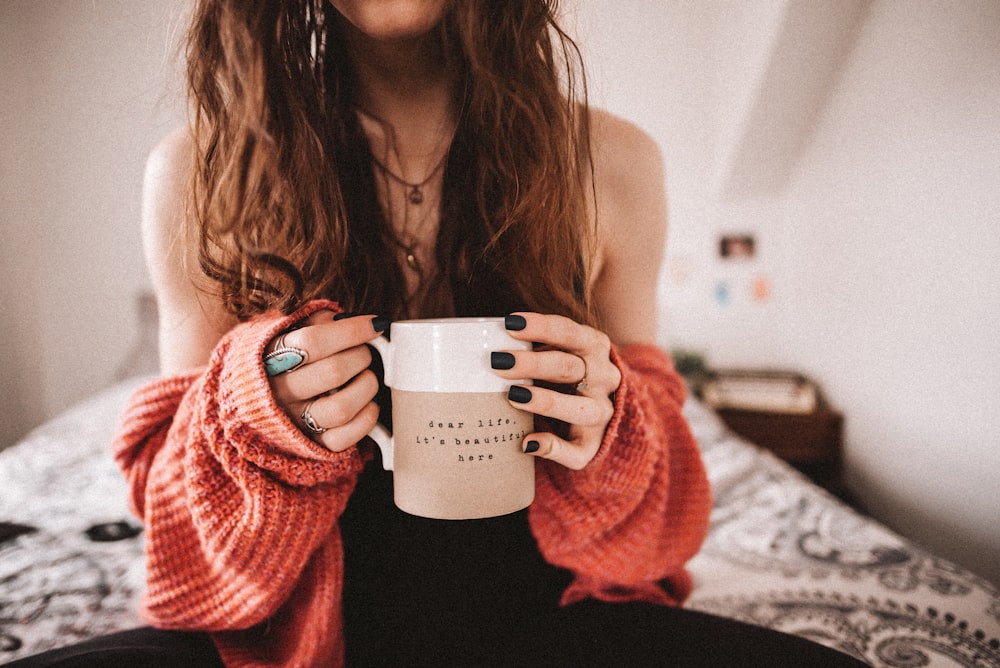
[300,400,327,435]
[263,334,307,376]
[574,357,589,392]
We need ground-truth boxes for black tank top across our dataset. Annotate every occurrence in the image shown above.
[338,442,572,664]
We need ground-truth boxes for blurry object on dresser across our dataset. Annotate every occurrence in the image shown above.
[702,369,818,414]
[701,369,850,504]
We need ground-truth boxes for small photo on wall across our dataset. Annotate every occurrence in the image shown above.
[719,234,756,260]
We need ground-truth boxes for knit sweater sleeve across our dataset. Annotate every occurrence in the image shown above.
[529,343,712,607]
[111,299,363,639]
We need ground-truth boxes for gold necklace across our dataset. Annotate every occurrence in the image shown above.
[391,177,442,275]
[356,108,455,282]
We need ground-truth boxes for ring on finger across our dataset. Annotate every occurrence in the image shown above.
[574,356,589,392]
[264,334,307,376]
[300,399,327,435]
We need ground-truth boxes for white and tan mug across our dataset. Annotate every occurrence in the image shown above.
[367,318,535,520]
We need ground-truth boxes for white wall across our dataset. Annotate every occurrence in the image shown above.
[0,1,186,448]
[2,1,997,585]
[575,0,1000,585]
[784,0,1000,585]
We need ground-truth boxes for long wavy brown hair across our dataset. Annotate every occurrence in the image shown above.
[186,0,595,324]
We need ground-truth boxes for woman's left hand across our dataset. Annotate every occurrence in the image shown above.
[492,312,622,470]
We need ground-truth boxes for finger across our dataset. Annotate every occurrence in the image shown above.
[276,315,388,366]
[294,369,380,435]
[271,344,373,404]
[491,349,586,386]
[264,309,338,369]
[315,401,381,453]
[503,313,620,395]
[504,312,609,359]
[521,430,600,471]
[507,385,613,430]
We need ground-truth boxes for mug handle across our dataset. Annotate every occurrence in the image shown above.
[368,423,394,471]
[367,334,393,387]
[366,334,393,470]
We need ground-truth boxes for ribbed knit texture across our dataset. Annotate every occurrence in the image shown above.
[112,300,711,668]
[530,344,712,606]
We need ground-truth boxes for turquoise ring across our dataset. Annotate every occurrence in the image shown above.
[263,335,307,376]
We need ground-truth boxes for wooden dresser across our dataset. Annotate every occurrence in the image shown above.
[714,405,847,499]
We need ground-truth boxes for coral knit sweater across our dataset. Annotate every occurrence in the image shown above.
[112,300,712,668]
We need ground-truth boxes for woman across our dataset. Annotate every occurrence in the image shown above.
[11,1,866,667]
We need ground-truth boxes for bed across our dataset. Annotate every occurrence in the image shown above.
[2,375,999,666]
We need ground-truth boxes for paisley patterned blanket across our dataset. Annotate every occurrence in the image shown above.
[2,378,998,666]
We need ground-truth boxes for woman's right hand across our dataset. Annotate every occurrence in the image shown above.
[264,311,388,452]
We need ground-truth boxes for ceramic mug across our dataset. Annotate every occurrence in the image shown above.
[367,318,535,520]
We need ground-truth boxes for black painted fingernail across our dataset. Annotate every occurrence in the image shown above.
[371,316,390,333]
[504,314,527,331]
[491,352,516,370]
[508,386,532,404]
[333,312,357,321]
[524,440,540,454]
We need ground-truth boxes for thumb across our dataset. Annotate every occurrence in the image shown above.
[521,431,598,471]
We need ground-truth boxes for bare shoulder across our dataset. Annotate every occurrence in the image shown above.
[588,107,665,195]
[586,108,669,345]
[141,126,195,268]
[141,126,236,372]
[587,108,667,258]
[146,124,193,177]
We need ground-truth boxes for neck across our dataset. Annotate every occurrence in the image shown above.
[340,20,458,157]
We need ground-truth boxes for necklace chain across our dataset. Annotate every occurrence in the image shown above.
[370,150,449,205]
[356,108,455,293]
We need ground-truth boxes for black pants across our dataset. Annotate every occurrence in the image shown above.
[6,602,869,667]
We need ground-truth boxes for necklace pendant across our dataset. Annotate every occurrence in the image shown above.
[405,251,419,271]
[408,186,424,205]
